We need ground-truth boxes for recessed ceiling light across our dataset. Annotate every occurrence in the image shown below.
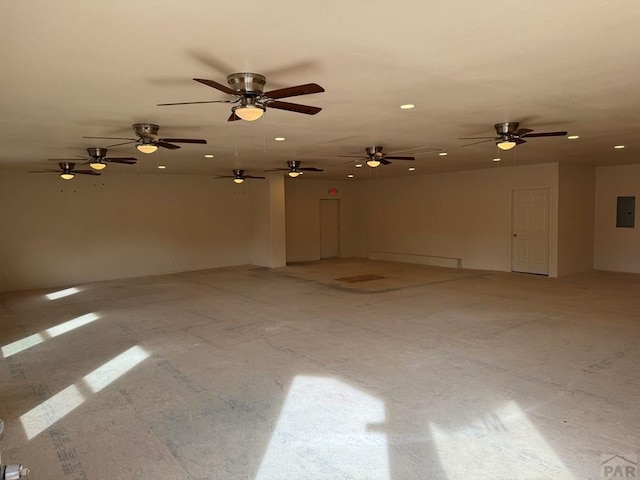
[274,137,286,141]
[492,158,501,162]
[614,145,625,149]
[408,167,416,171]
[400,104,415,110]
[347,174,354,178]
[355,163,363,168]
[567,135,579,140]
[158,165,166,169]
[438,152,448,156]
[204,154,214,158]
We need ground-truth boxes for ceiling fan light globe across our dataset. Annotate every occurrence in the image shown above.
[137,144,158,154]
[288,171,301,178]
[234,105,265,121]
[497,140,516,151]
[366,159,381,168]
[60,173,75,180]
[90,161,107,171]
[233,178,244,184]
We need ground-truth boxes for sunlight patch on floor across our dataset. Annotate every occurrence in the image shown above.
[430,400,574,479]
[2,313,99,358]
[256,375,389,480]
[20,346,150,440]
[45,287,80,300]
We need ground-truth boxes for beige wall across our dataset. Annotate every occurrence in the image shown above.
[594,164,640,273]
[357,163,560,274]
[557,163,596,276]
[284,178,363,262]
[285,164,559,275]
[0,171,267,292]
[249,175,287,268]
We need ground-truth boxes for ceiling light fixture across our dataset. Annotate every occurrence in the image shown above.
[614,145,625,149]
[493,158,501,162]
[157,165,166,169]
[233,97,265,121]
[274,137,286,142]
[497,140,516,150]
[355,163,363,168]
[408,167,416,171]
[439,152,448,156]
[204,154,214,158]
[89,161,107,171]
[288,171,301,178]
[347,174,354,178]
[567,135,579,140]
[137,144,158,154]
[60,173,75,180]
[366,159,381,168]
[400,104,415,109]
[233,178,244,184]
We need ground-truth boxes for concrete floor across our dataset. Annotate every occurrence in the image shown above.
[0,258,638,479]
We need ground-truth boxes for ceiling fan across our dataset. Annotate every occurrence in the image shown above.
[84,123,207,154]
[340,146,415,168]
[29,162,101,180]
[48,147,137,171]
[265,160,324,178]
[157,73,324,122]
[459,122,568,150]
[215,169,266,184]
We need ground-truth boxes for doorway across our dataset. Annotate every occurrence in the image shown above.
[319,199,341,259]
[511,188,549,275]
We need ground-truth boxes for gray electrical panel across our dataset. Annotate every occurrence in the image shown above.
[616,196,635,228]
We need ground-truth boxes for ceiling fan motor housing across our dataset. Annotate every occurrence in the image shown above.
[87,147,108,158]
[132,123,160,137]
[227,73,267,95]
[494,122,519,135]
[366,146,385,158]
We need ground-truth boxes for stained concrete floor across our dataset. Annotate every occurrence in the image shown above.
[0,258,638,479]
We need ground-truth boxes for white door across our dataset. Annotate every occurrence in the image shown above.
[320,199,340,259]
[511,188,549,275]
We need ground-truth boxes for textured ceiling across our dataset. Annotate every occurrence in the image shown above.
[1,1,640,180]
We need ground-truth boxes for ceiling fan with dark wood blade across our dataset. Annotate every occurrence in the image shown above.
[265,160,324,177]
[459,122,568,150]
[83,123,207,153]
[215,169,266,184]
[340,146,415,168]
[48,147,137,171]
[29,162,101,180]
[158,73,324,122]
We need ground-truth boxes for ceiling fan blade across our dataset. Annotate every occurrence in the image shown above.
[29,170,59,173]
[514,128,534,136]
[516,138,527,145]
[244,175,266,179]
[300,167,324,172]
[48,158,79,161]
[264,83,325,100]
[157,141,181,150]
[193,78,238,96]
[380,159,392,165]
[105,141,137,148]
[105,158,137,164]
[83,136,135,141]
[215,176,234,179]
[228,112,241,122]
[160,138,207,144]
[74,170,102,175]
[264,168,289,172]
[520,131,568,138]
[158,100,232,106]
[384,156,415,161]
[458,136,497,140]
[461,139,495,147]
[266,101,321,115]
[337,155,364,158]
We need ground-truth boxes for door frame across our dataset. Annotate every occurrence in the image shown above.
[510,187,550,275]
